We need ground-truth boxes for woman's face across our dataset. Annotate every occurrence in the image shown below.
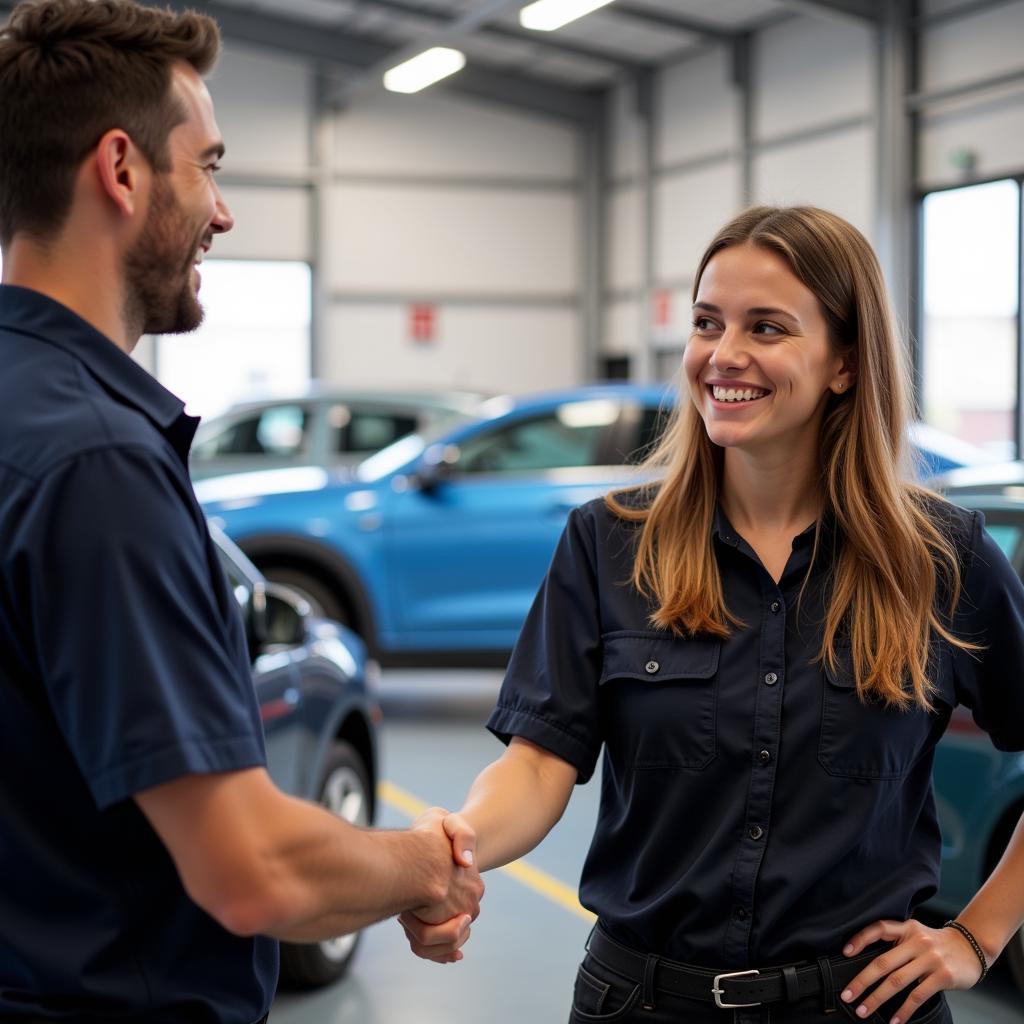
[683,242,852,459]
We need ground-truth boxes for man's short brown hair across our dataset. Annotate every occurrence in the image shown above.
[0,0,221,247]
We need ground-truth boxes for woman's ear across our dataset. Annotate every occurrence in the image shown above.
[831,350,857,395]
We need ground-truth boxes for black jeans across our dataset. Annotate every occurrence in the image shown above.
[568,951,954,1024]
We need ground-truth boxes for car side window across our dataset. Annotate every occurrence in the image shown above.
[627,406,670,464]
[194,405,309,459]
[335,411,419,454]
[458,404,617,474]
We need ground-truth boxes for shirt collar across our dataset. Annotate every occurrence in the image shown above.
[0,284,188,432]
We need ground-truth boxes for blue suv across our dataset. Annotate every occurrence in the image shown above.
[196,383,985,665]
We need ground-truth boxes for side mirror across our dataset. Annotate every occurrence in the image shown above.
[244,580,308,660]
[411,442,461,493]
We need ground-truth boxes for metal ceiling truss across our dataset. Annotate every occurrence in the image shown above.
[770,0,885,25]
[611,2,733,42]
[164,0,603,124]
[351,0,651,75]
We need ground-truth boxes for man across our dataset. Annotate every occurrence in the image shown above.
[0,2,480,1021]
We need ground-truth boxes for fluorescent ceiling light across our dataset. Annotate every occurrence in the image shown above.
[519,0,615,31]
[383,47,466,94]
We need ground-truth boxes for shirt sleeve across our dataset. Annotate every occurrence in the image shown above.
[487,505,605,783]
[15,446,266,808]
[950,509,1024,751]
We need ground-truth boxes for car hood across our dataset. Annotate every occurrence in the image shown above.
[193,464,354,506]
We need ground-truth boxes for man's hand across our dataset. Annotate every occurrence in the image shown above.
[401,811,482,964]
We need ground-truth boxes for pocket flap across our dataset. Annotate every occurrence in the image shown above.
[600,632,720,684]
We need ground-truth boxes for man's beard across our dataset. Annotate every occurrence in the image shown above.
[123,174,205,337]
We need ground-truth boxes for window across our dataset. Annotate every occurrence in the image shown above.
[920,180,1021,460]
[193,404,311,459]
[155,260,311,420]
[329,406,419,455]
[458,401,619,474]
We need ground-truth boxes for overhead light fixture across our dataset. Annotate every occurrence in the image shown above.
[519,0,616,31]
[383,46,466,94]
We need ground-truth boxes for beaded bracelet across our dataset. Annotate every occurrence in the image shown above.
[943,920,989,983]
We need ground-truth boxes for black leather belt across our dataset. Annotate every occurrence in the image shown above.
[587,926,880,1010]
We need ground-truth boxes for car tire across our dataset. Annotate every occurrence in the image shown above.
[262,565,351,627]
[279,741,373,989]
[1006,925,1024,995]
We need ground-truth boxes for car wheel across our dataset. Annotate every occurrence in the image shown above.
[1006,924,1024,995]
[261,565,350,627]
[279,741,373,989]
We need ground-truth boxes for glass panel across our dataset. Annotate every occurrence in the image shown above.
[343,413,418,454]
[192,415,262,457]
[458,405,614,474]
[154,260,311,420]
[255,405,308,455]
[921,181,1020,460]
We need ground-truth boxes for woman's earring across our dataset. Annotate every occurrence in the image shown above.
[837,383,845,391]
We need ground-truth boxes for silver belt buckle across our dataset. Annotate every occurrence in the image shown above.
[712,969,761,1009]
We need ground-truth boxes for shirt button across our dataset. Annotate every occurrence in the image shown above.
[749,825,764,840]
[759,749,772,763]
[736,907,748,920]
[770,600,780,613]
[645,660,660,675]
[764,672,778,685]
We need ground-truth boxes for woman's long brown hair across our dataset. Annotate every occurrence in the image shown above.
[607,206,977,709]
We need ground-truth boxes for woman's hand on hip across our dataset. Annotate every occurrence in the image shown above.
[840,918,985,1023]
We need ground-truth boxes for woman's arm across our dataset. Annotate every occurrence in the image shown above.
[839,810,1024,1024]
[398,737,578,963]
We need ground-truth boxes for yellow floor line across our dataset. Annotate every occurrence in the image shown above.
[378,779,596,924]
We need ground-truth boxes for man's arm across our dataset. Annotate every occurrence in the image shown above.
[135,767,483,942]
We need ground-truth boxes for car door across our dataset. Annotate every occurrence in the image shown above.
[191,403,314,479]
[384,398,634,651]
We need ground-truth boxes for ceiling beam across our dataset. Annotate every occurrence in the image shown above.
[164,0,602,124]
[770,0,885,25]
[357,0,649,75]
[611,1,733,41]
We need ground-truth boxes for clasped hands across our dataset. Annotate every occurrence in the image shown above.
[404,808,483,964]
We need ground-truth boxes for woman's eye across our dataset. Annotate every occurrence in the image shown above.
[692,317,717,331]
[753,321,784,336]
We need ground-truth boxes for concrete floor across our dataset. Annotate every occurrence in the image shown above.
[271,670,1024,1024]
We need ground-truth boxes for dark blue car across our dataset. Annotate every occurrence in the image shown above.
[212,524,379,987]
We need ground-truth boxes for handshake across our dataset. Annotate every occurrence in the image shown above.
[402,806,485,964]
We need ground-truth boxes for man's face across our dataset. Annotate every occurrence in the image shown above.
[123,62,232,336]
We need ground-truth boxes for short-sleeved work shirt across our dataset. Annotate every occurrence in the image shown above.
[0,286,276,1022]
[488,494,1024,967]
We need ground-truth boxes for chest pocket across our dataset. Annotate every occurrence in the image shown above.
[818,645,955,781]
[600,631,720,771]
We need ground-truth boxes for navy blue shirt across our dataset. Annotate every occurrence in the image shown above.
[488,494,1024,967]
[0,286,277,1022]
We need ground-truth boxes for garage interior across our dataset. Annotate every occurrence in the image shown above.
[5,0,1023,1021]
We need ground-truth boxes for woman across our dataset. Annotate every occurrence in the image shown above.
[401,206,1024,1024]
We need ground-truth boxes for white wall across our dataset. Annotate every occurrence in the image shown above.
[195,5,1024,393]
[917,2,1024,189]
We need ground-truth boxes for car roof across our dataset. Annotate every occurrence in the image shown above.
[213,386,489,415]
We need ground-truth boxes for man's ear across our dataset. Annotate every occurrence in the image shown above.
[94,129,147,219]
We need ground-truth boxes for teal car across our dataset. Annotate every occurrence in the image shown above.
[930,464,1024,994]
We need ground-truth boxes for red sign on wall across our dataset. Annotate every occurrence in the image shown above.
[409,303,437,344]
[652,288,672,329]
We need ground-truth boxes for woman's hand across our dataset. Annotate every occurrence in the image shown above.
[840,918,986,1023]
[399,812,481,965]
